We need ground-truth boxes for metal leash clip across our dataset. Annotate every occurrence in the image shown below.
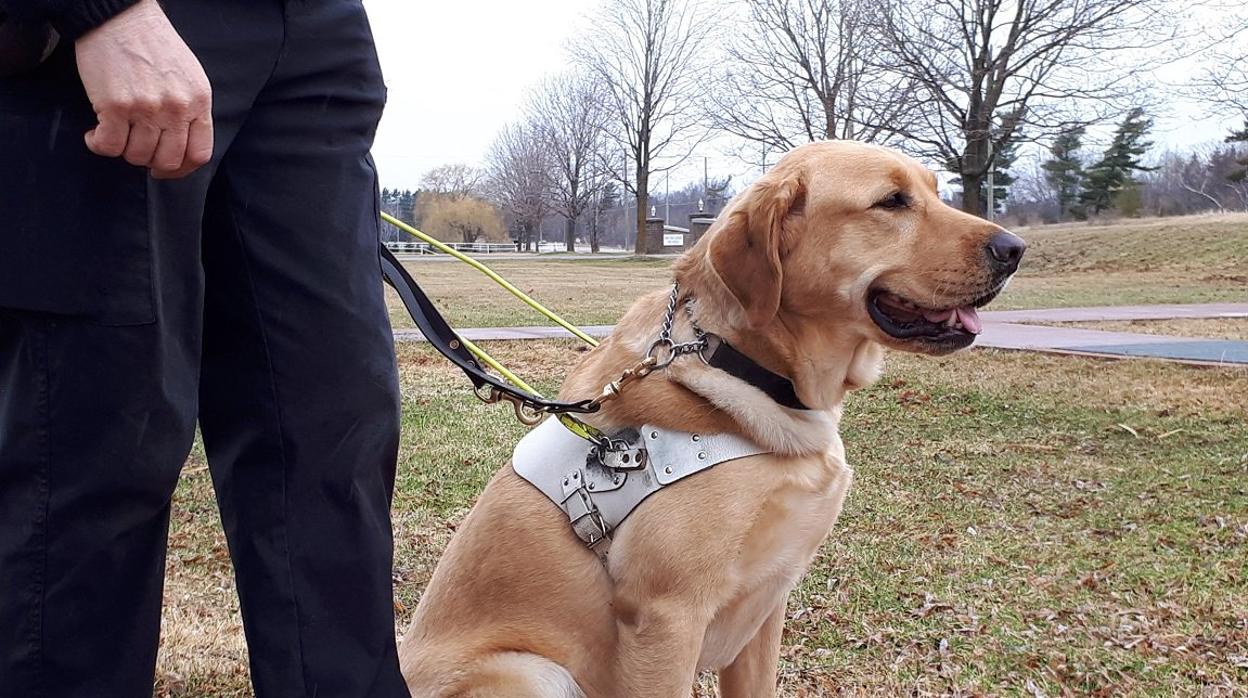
[475,385,546,425]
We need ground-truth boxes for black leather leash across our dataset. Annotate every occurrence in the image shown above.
[379,245,601,419]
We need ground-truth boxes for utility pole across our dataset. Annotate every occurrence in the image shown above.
[664,171,670,223]
[622,157,631,251]
[986,137,995,222]
[984,44,996,222]
[703,156,709,209]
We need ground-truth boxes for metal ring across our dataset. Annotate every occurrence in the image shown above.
[645,338,677,369]
[512,400,545,426]
[475,384,500,404]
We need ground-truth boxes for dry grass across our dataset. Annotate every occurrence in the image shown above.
[156,341,1248,696]
[385,257,672,331]
[385,214,1248,329]
[1035,318,1248,341]
[152,214,1247,695]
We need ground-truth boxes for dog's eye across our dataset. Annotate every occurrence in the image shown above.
[873,191,909,210]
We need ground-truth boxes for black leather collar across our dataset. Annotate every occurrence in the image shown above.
[702,336,810,411]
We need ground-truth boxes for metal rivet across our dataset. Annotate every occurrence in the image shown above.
[613,476,621,484]
[691,434,701,442]
[650,431,659,440]
[588,483,595,490]
[664,466,673,474]
[697,452,707,460]
[622,454,631,463]
[562,479,569,486]
[572,473,579,480]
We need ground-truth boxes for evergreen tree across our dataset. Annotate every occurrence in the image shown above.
[1227,120,1248,184]
[1041,126,1086,220]
[948,135,1019,216]
[1079,108,1155,215]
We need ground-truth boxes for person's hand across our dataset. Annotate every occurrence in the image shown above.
[74,0,213,179]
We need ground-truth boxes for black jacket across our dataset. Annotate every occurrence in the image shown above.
[0,0,153,323]
[1,0,140,40]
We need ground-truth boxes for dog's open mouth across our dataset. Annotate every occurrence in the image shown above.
[867,287,999,349]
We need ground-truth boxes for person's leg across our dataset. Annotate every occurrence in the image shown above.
[0,3,284,694]
[0,310,201,697]
[196,2,407,696]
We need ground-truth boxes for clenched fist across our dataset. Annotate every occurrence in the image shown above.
[74,0,213,179]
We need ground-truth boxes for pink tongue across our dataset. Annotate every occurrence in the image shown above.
[955,306,982,334]
[923,309,954,323]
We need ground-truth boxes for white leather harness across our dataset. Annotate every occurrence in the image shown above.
[512,418,770,558]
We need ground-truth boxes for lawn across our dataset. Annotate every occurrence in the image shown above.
[153,213,1247,695]
[385,213,1248,330]
[157,338,1248,696]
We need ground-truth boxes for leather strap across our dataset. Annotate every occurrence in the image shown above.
[704,337,810,411]
[512,418,771,560]
[379,245,600,416]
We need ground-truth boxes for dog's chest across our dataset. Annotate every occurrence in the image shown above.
[698,458,853,671]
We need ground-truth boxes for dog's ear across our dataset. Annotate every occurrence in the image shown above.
[707,170,804,328]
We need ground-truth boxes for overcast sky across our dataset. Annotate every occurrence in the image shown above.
[364,0,1240,193]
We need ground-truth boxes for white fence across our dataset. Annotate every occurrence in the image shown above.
[384,241,516,255]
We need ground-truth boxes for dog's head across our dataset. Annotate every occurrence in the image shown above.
[689,141,1024,356]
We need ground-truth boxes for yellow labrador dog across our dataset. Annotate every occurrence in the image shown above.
[398,141,1025,697]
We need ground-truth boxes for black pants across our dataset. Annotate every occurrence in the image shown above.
[0,2,409,696]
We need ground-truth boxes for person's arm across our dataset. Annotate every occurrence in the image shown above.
[2,0,140,41]
[4,0,214,179]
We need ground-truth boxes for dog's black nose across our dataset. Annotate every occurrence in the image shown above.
[985,230,1026,273]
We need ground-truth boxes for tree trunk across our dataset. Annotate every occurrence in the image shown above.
[564,216,576,252]
[960,125,991,216]
[590,226,600,253]
[961,171,985,217]
[634,168,649,256]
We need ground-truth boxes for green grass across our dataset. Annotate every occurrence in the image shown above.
[387,214,1248,329]
[158,342,1248,696]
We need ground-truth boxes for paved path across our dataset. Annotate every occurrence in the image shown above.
[394,303,1248,367]
[980,303,1248,323]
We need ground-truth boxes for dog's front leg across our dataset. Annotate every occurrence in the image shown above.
[612,598,707,698]
[717,599,785,698]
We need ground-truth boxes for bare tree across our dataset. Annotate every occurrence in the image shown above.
[1143,146,1248,215]
[709,0,917,153]
[875,0,1183,215]
[527,73,613,252]
[420,195,508,244]
[421,163,483,199]
[573,0,714,254]
[1005,153,1060,223]
[484,123,552,252]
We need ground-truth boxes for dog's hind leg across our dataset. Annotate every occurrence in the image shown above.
[456,652,586,698]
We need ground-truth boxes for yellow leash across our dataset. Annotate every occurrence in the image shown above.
[381,213,599,347]
[380,212,607,443]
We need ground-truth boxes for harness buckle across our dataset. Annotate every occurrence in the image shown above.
[562,470,613,553]
[596,444,648,471]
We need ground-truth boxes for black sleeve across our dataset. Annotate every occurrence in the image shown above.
[1,0,143,40]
